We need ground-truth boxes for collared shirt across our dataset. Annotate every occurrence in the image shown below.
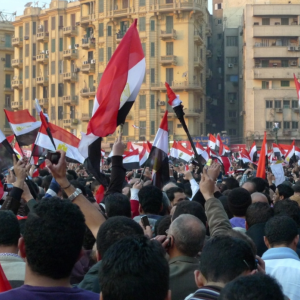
[230,217,246,229]
[185,285,222,300]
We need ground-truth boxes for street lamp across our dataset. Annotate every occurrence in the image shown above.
[273,122,279,144]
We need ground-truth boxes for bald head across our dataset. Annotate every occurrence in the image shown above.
[163,182,177,192]
[251,192,268,204]
[241,181,257,194]
[169,214,206,256]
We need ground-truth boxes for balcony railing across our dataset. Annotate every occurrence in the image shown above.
[4,85,13,92]
[37,31,49,41]
[82,37,96,49]
[11,101,23,109]
[63,72,78,82]
[36,53,49,63]
[81,113,92,121]
[194,57,204,69]
[12,59,23,68]
[160,55,177,66]
[194,30,203,44]
[63,95,79,105]
[39,98,49,107]
[63,49,78,59]
[80,86,96,98]
[11,80,23,89]
[160,29,177,40]
[63,26,78,36]
[81,62,96,73]
[12,37,23,47]
[36,76,49,86]
[151,81,203,91]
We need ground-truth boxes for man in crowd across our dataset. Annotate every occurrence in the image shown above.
[273,184,294,203]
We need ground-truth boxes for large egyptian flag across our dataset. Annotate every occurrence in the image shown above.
[4,109,41,146]
[34,123,84,164]
[0,130,15,173]
[170,141,193,162]
[294,74,300,107]
[123,149,140,170]
[256,132,267,179]
[145,111,170,189]
[79,19,145,186]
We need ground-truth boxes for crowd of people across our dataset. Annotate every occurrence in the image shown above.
[0,136,299,300]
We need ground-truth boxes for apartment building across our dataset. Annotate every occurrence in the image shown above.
[0,21,14,135]
[11,0,209,146]
[244,3,300,145]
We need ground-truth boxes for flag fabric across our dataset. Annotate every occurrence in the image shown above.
[209,149,223,164]
[256,132,267,179]
[0,263,11,292]
[35,99,49,129]
[140,143,151,167]
[249,142,257,162]
[0,182,3,200]
[170,141,179,159]
[239,148,253,164]
[294,74,300,107]
[0,130,15,173]
[220,156,231,174]
[145,111,170,189]
[195,142,209,162]
[13,142,23,159]
[217,133,226,156]
[208,134,216,150]
[95,185,105,204]
[295,146,300,159]
[6,135,14,144]
[123,149,140,170]
[170,141,193,162]
[4,109,41,146]
[165,82,182,107]
[132,124,146,129]
[285,140,295,163]
[34,122,84,164]
[272,143,285,160]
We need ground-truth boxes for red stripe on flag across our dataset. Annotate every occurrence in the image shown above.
[4,109,37,124]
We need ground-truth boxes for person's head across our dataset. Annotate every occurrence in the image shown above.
[227,188,252,217]
[138,186,163,215]
[293,184,300,196]
[167,214,206,257]
[99,235,170,300]
[20,197,86,280]
[172,200,207,227]
[0,211,20,250]
[67,169,78,180]
[91,180,100,196]
[162,182,177,192]
[250,192,268,204]
[39,169,50,177]
[219,196,234,219]
[273,199,300,227]
[273,184,294,203]
[219,273,284,300]
[96,216,143,258]
[155,215,172,236]
[241,181,257,194]
[166,187,187,207]
[250,177,268,193]
[264,215,299,250]
[32,177,42,187]
[222,177,239,190]
[245,202,273,230]
[194,235,256,288]
[104,193,131,218]
[41,175,53,191]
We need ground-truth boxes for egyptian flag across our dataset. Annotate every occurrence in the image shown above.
[13,142,23,159]
[0,130,15,173]
[208,134,216,150]
[209,148,223,164]
[140,142,151,167]
[239,148,253,164]
[294,74,300,107]
[272,143,285,160]
[256,132,267,179]
[217,133,226,156]
[6,135,14,144]
[285,140,295,164]
[170,141,179,159]
[123,149,140,170]
[34,122,85,164]
[295,146,300,159]
[195,142,209,162]
[220,156,231,174]
[249,141,257,162]
[4,109,41,147]
[170,141,193,162]
[145,111,170,189]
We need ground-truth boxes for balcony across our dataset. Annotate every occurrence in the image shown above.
[206,27,212,37]
[160,55,177,66]
[253,4,300,16]
[160,29,177,40]
[194,57,204,69]
[253,25,300,37]
[80,15,95,26]
[116,32,126,43]
[63,72,78,82]
[12,37,23,47]
[3,85,13,92]
[151,1,203,14]
[206,69,212,80]
[63,95,79,105]
[39,98,49,107]
[36,53,49,64]
[82,37,96,49]
[81,62,95,74]
[12,59,23,68]
[3,126,12,133]
[80,87,96,98]
[63,118,79,128]
[81,113,91,121]
[107,7,131,19]
[4,65,13,72]
[206,49,212,57]
[11,101,23,109]
[11,80,23,89]
[36,76,49,86]
[185,109,202,117]
[63,26,78,36]
[151,81,203,92]
[254,45,300,58]
[37,31,49,42]
[254,68,296,79]
[0,45,13,52]
[194,31,203,45]
[63,49,78,60]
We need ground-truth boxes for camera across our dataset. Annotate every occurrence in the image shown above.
[46,151,61,165]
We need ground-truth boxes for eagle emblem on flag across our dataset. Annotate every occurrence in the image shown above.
[57,143,68,152]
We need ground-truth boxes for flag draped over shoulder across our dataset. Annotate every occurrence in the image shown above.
[145,112,170,189]
[0,130,14,173]
[4,109,41,146]
[256,132,267,179]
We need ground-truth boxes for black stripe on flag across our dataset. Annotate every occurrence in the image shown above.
[117,102,134,126]
[0,139,14,173]
[123,161,140,171]
[16,127,40,146]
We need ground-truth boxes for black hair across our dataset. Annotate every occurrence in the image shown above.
[293,184,300,193]
[67,170,78,180]
[85,187,93,198]
[265,215,298,247]
[91,180,100,193]
[66,174,74,181]
[166,187,185,203]
[39,169,50,177]
[99,235,169,300]
[172,200,207,226]
[105,193,131,218]
[219,196,233,219]
[0,211,20,246]
[138,186,163,215]
[219,273,284,300]
[274,199,300,227]
[32,177,42,187]
[246,202,273,228]
[226,230,257,256]
[83,226,96,250]
[184,182,192,198]
[23,197,86,279]
[41,175,52,191]
[250,177,268,193]
[277,184,294,199]
[227,188,252,217]
[154,215,171,236]
[200,235,256,283]
[223,177,239,190]
[96,216,143,256]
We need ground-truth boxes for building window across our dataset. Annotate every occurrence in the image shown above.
[227,57,238,64]
[261,60,269,67]
[292,121,299,129]
[166,16,173,33]
[25,87,29,100]
[59,38,63,51]
[139,0,145,6]
[228,92,237,101]
[51,61,55,75]
[58,60,63,74]
[58,83,64,97]
[25,44,29,57]
[32,43,36,56]
[5,95,11,108]
[166,68,173,83]
[5,54,11,68]
[150,42,155,57]
[177,124,183,129]
[283,100,290,108]
[123,122,128,136]
[140,121,146,135]
[217,33,222,39]
[32,65,36,79]
[274,100,281,108]
[226,75,238,82]
[150,95,155,109]
[228,110,237,118]
[150,68,155,83]
[226,36,238,46]
[266,100,273,108]
[58,106,63,120]
[139,17,146,31]
[166,42,173,55]
[139,95,146,109]
[214,3,222,10]
[281,18,289,25]
[281,80,290,87]
[99,0,104,12]
[25,66,29,79]
[150,20,155,31]
[151,121,155,135]
[25,23,29,35]
[217,19,222,25]
[292,100,298,108]
[51,84,55,97]
[262,18,270,25]
[32,22,36,35]
[51,17,55,30]
[50,107,55,120]
[32,109,36,118]
[107,47,112,61]
[99,23,104,37]
[228,129,237,136]
[283,121,290,129]
[266,121,273,129]
[141,43,146,56]
[107,26,112,36]
[32,87,36,100]
[281,60,288,67]
[99,48,104,62]
[262,81,270,89]
[51,39,55,52]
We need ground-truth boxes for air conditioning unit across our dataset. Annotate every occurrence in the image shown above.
[253,22,259,26]
[228,63,233,68]
[291,61,297,66]
[288,46,295,51]
[75,22,80,26]
[24,36,29,40]
[38,25,43,29]
[275,108,283,113]
[1,58,5,61]
[74,44,79,48]
[45,50,49,54]
[158,101,165,106]
[91,59,96,64]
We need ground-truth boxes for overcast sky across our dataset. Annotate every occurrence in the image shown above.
[1,0,212,19]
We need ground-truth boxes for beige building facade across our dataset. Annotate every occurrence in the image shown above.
[11,0,209,146]
[0,21,14,135]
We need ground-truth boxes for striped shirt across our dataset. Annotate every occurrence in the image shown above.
[187,286,222,300]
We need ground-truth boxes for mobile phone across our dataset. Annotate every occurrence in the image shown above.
[4,183,13,192]
[46,151,61,165]
[141,215,150,228]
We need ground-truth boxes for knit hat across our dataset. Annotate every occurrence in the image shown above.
[228,188,252,217]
